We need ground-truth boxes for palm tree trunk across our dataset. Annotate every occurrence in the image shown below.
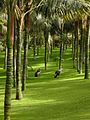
[82,26,85,64]
[37,45,39,56]
[65,32,68,49]
[22,30,28,93]
[45,34,47,70]
[50,42,53,56]
[79,20,83,74]
[22,0,32,94]
[59,42,62,69]
[16,25,22,99]
[22,2,30,93]
[84,16,90,79]
[53,35,55,49]
[4,48,13,120]
[75,21,79,72]
[44,30,48,70]
[59,24,63,69]
[72,32,75,68]
[16,0,23,99]
[47,42,51,62]
[13,18,16,87]
[33,35,36,59]
[4,1,14,119]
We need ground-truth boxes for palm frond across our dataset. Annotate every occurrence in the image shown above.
[38,0,90,22]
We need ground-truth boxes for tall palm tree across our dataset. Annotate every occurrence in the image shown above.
[13,17,17,87]
[79,19,83,74]
[22,0,31,93]
[84,16,90,79]
[74,21,79,72]
[4,0,15,119]
[17,0,42,92]
[44,24,49,70]
[15,0,23,100]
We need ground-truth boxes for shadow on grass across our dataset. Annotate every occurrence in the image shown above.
[1,48,90,120]
[11,87,90,120]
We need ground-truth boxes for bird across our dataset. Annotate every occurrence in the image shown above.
[54,68,62,78]
[35,68,41,77]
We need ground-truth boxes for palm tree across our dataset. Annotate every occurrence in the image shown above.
[22,0,31,93]
[20,0,43,92]
[15,0,23,100]
[44,24,49,70]
[13,17,17,87]
[4,0,15,119]
[59,23,63,69]
[79,19,83,74]
[84,16,90,79]
[74,21,79,72]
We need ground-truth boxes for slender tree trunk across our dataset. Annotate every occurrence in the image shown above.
[79,20,83,74]
[26,34,29,78]
[84,16,90,79]
[37,34,40,56]
[59,42,62,69]
[45,34,47,70]
[13,18,16,87]
[22,30,28,93]
[59,24,63,69]
[65,32,68,49]
[16,0,23,99]
[82,28,85,64]
[75,21,79,72]
[53,35,55,49]
[50,42,53,56]
[33,35,36,59]
[72,32,75,68]
[62,42,64,52]
[47,40,51,62]
[16,25,22,99]
[44,30,48,70]
[4,1,14,119]
[37,46,39,56]
[22,2,30,93]
[72,32,76,68]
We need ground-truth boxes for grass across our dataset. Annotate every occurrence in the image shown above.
[0,47,90,120]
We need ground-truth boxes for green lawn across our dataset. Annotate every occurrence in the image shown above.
[0,48,90,120]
